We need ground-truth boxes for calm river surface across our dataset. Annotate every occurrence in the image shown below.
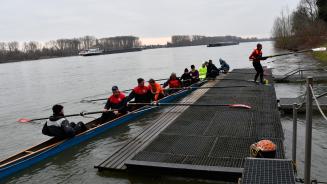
[1,41,327,183]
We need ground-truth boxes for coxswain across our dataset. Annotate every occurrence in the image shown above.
[101,86,127,121]
[219,58,230,73]
[163,73,182,94]
[126,78,153,110]
[199,63,207,80]
[249,43,268,84]
[189,65,200,83]
[42,104,87,139]
[180,68,192,87]
[206,59,219,78]
[148,78,165,102]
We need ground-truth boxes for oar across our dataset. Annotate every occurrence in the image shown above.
[264,47,326,59]
[81,81,168,103]
[165,85,250,91]
[127,102,252,109]
[17,110,111,123]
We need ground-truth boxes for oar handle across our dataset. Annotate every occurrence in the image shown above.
[21,110,108,123]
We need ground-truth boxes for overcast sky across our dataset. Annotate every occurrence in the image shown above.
[0,0,300,44]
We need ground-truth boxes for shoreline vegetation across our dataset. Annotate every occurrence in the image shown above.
[272,0,327,62]
[0,35,270,64]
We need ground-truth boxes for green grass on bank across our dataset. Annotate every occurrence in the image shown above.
[313,43,327,62]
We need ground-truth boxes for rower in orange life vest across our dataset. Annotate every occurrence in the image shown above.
[163,72,182,94]
[249,43,268,84]
[126,78,153,110]
[101,86,127,121]
[148,78,165,102]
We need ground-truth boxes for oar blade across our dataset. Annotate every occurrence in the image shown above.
[17,118,32,123]
[312,47,326,52]
[229,104,252,109]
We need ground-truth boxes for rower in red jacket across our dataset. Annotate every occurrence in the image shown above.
[163,73,182,94]
[126,78,153,110]
[101,86,127,122]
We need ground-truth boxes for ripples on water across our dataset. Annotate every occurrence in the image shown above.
[1,41,327,183]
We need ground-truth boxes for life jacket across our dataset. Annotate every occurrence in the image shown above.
[46,117,66,128]
[168,79,181,88]
[249,49,263,62]
[148,82,164,101]
[199,66,207,79]
[108,92,126,104]
[148,82,164,94]
[250,139,276,158]
[256,140,276,151]
[133,86,149,95]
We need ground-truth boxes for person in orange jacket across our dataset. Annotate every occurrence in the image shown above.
[249,43,268,84]
[148,78,165,102]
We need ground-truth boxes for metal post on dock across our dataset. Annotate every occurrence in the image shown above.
[304,77,313,184]
[292,103,297,164]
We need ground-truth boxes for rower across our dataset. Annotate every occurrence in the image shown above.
[126,78,153,110]
[148,78,165,102]
[163,73,182,94]
[206,59,219,79]
[219,58,230,73]
[101,86,127,122]
[199,63,207,80]
[190,65,200,83]
[180,68,192,87]
[42,104,87,139]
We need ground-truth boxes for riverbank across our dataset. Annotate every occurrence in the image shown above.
[313,43,327,62]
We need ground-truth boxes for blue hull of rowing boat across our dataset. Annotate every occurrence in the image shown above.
[0,85,199,180]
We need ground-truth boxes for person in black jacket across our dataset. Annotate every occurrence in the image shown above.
[42,104,87,139]
[206,60,219,78]
[180,68,192,87]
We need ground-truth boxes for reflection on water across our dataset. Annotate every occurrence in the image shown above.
[1,41,327,183]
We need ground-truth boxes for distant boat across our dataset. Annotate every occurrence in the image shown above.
[207,42,239,47]
[79,48,143,56]
[79,48,104,56]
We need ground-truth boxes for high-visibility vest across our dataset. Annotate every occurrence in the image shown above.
[199,66,207,79]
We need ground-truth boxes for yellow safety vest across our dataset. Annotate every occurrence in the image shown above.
[199,66,207,79]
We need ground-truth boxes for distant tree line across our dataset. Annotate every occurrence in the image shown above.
[272,0,327,50]
[167,35,270,47]
[0,35,140,63]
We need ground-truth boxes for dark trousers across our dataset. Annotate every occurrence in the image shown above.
[253,61,263,83]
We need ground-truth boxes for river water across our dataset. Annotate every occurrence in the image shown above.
[1,41,327,183]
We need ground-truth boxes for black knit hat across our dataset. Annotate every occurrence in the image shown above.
[52,104,63,115]
[137,78,144,84]
[112,86,119,91]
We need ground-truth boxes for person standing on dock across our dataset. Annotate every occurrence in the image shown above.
[42,105,87,139]
[199,63,207,80]
[126,78,153,110]
[190,65,200,83]
[101,86,127,121]
[148,78,165,102]
[249,43,267,84]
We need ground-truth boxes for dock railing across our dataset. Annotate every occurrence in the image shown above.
[280,68,327,81]
[292,76,327,184]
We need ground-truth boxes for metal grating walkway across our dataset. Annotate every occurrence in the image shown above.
[96,68,287,182]
[241,158,296,184]
[95,78,220,170]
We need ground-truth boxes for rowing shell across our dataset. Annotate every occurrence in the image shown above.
[0,81,205,180]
